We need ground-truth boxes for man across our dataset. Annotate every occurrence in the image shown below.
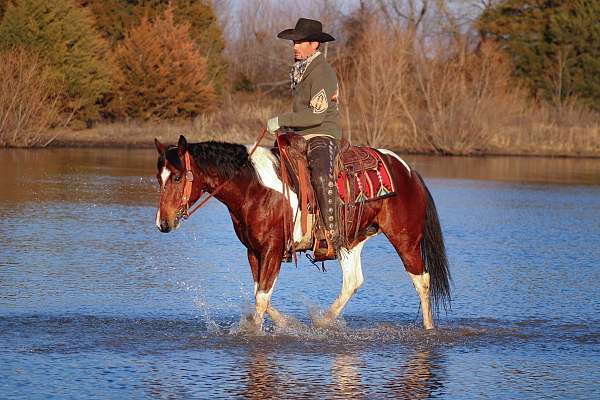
[266,18,342,256]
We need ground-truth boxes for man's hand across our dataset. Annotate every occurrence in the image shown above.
[266,117,280,134]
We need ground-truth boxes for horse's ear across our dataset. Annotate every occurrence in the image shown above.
[155,138,166,154]
[177,135,188,157]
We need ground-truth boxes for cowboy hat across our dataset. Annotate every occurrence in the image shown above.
[277,18,335,43]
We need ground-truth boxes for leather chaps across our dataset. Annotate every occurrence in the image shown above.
[306,136,340,249]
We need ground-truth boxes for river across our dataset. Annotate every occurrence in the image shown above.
[1,148,599,399]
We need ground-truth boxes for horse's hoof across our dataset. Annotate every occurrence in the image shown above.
[267,308,304,330]
[311,311,338,329]
[275,315,304,330]
[233,313,263,335]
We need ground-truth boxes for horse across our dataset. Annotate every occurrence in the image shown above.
[154,135,451,330]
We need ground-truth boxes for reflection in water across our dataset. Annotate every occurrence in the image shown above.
[234,338,446,399]
[331,353,364,398]
[240,349,279,400]
[386,349,443,399]
[403,154,600,185]
[2,149,600,208]
[0,148,157,206]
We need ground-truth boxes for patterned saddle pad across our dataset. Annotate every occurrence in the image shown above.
[337,146,396,204]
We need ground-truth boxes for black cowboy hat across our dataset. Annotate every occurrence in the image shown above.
[277,18,335,43]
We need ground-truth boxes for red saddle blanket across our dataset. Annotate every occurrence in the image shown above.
[337,147,396,204]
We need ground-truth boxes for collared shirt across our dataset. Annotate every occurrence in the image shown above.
[278,53,342,139]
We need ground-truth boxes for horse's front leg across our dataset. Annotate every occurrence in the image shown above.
[247,248,283,330]
[314,240,367,327]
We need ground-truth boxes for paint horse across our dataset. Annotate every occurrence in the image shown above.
[155,135,451,330]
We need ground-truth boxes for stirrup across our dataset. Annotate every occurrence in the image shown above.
[311,233,337,262]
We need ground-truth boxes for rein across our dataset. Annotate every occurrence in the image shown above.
[275,134,297,263]
[180,128,268,219]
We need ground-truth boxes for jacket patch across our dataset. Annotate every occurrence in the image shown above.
[310,89,328,114]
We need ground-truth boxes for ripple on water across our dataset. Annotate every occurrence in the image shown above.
[2,314,598,399]
[2,313,597,354]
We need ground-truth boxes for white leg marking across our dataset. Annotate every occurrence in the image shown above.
[254,277,277,328]
[255,277,277,314]
[378,148,411,174]
[327,239,368,319]
[248,146,303,242]
[407,271,434,329]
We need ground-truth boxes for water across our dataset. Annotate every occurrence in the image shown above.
[1,148,599,399]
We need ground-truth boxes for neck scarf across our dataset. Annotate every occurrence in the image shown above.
[290,51,321,91]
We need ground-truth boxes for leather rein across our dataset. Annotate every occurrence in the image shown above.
[178,128,268,219]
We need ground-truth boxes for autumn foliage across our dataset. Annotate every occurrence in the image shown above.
[81,0,227,92]
[112,7,216,120]
[0,0,114,123]
[0,48,63,147]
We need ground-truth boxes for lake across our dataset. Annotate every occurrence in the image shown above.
[1,148,599,399]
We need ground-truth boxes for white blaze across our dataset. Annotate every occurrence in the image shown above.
[160,167,171,189]
[156,167,171,229]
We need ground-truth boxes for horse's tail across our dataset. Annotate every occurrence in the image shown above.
[416,172,452,313]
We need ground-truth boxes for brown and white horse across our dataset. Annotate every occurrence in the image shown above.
[154,135,451,330]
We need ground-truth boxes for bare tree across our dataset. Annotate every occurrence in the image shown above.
[375,0,429,32]
[340,18,418,147]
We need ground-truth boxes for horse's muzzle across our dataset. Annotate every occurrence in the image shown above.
[158,220,172,233]
[158,217,181,233]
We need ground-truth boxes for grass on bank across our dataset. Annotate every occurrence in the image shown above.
[47,93,600,158]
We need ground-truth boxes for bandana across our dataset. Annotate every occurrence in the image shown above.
[290,51,321,91]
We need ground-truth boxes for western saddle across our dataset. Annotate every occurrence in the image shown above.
[274,133,390,263]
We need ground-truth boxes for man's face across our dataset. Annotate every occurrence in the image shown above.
[293,40,319,60]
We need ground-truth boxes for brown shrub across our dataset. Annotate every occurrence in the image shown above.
[337,18,418,147]
[412,40,530,154]
[0,48,65,147]
[111,6,215,120]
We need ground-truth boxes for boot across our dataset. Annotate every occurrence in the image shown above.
[307,136,341,261]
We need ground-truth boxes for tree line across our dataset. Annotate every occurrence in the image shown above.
[0,0,223,146]
[0,0,598,154]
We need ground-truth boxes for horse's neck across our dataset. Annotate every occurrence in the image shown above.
[188,142,271,220]
[200,165,260,218]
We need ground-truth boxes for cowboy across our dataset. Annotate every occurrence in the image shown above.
[266,17,342,255]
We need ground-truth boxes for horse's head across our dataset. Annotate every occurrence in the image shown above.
[154,135,199,233]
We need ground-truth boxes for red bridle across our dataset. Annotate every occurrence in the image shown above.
[179,128,268,219]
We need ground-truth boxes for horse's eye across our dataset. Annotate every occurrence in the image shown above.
[173,174,181,183]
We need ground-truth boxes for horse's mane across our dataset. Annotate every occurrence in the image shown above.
[187,141,256,180]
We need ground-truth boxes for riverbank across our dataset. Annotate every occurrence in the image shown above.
[46,120,600,158]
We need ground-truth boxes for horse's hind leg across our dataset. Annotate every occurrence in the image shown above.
[388,238,434,330]
[405,253,434,330]
[314,239,367,327]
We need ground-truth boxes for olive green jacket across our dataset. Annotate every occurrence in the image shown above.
[278,53,342,139]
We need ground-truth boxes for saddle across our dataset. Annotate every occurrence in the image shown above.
[274,133,396,263]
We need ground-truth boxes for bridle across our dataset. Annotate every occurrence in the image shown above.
[178,150,195,219]
[175,128,268,220]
